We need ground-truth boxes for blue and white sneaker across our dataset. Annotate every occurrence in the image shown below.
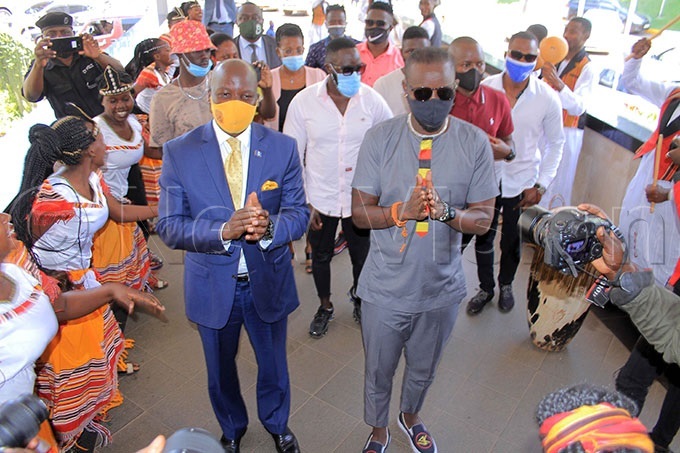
[398,412,437,453]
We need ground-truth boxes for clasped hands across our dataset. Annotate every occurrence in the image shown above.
[221,192,270,241]
[398,171,448,222]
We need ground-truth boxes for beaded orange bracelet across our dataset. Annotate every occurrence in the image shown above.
[391,202,407,228]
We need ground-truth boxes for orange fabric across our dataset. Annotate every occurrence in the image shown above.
[37,421,59,453]
[560,55,590,128]
[312,4,325,26]
[540,403,654,453]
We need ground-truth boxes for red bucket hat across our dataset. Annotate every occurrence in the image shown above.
[169,20,216,54]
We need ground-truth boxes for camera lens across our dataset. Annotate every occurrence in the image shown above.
[0,394,49,448]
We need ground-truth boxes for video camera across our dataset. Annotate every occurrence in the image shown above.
[519,205,620,277]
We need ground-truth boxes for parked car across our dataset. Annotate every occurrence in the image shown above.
[566,0,651,34]
[78,16,141,50]
[18,0,98,41]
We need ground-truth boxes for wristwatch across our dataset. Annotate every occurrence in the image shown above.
[608,270,654,306]
[504,148,516,162]
[437,201,456,222]
[533,183,546,196]
[262,220,274,241]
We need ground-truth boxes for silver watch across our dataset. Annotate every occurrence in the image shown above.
[437,201,456,222]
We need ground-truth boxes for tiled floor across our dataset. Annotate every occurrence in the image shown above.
[100,237,679,453]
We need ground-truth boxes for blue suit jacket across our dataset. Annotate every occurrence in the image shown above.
[157,122,309,329]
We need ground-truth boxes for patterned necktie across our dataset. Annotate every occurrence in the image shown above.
[249,43,258,63]
[416,138,432,237]
[225,137,243,208]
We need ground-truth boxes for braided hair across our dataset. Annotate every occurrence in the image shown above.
[10,117,96,256]
[125,38,165,80]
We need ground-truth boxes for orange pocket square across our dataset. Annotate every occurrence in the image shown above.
[261,180,279,191]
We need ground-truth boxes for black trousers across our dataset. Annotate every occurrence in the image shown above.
[461,194,522,293]
[615,285,680,448]
[308,214,369,300]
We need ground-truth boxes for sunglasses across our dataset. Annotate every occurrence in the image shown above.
[509,50,538,63]
[365,19,388,27]
[331,63,366,76]
[407,84,456,102]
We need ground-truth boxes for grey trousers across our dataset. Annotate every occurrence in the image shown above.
[361,301,459,427]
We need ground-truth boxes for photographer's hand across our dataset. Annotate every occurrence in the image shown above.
[577,203,635,280]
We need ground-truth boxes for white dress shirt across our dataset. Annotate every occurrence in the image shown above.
[557,58,597,118]
[283,80,393,218]
[239,36,265,63]
[214,121,270,274]
[373,68,409,117]
[482,73,565,198]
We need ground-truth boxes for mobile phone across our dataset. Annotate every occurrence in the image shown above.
[50,36,83,54]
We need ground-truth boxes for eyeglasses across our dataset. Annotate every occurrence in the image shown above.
[407,84,456,102]
[508,50,538,63]
[331,63,366,76]
[364,19,388,27]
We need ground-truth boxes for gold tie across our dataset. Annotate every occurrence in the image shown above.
[225,137,243,208]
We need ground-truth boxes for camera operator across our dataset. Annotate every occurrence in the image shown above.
[579,203,680,453]
[22,12,125,119]
[579,203,680,366]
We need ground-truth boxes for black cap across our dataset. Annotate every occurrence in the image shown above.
[36,12,73,30]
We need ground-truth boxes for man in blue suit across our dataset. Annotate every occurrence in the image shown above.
[203,0,237,36]
[157,59,308,453]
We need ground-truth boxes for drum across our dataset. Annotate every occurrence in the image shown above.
[526,248,597,352]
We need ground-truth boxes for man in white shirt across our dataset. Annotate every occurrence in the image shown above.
[539,17,596,209]
[373,25,431,116]
[284,37,392,337]
[472,31,564,314]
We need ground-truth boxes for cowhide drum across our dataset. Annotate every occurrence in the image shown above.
[526,248,597,352]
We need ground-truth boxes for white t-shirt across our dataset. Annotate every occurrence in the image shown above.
[0,263,58,403]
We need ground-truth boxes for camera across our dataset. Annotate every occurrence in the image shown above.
[0,394,49,449]
[519,205,613,277]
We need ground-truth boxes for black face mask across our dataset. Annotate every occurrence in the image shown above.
[407,97,454,132]
[455,68,483,92]
[365,27,389,45]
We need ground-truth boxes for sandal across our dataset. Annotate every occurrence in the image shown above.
[147,274,169,291]
[304,252,312,274]
[117,355,140,375]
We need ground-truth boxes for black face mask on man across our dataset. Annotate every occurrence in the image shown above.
[407,97,454,132]
[455,68,483,92]
[365,27,390,45]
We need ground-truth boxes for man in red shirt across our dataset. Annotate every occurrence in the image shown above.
[357,1,404,87]
[448,36,516,315]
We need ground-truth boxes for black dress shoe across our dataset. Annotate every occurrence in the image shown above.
[220,429,246,453]
[270,427,300,453]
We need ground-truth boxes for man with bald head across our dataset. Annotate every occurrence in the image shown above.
[352,47,498,453]
[448,36,516,315]
[157,59,308,453]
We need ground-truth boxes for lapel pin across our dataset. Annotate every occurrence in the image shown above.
[254,150,262,157]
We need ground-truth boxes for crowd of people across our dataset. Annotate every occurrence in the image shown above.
[1,0,678,452]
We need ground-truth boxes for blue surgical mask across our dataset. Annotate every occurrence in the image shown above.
[183,55,213,78]
[504,57,535,83]
[282,55,305,72]
[334,71,361,98]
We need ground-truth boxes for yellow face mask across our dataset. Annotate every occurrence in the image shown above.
[211,100,257,135]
